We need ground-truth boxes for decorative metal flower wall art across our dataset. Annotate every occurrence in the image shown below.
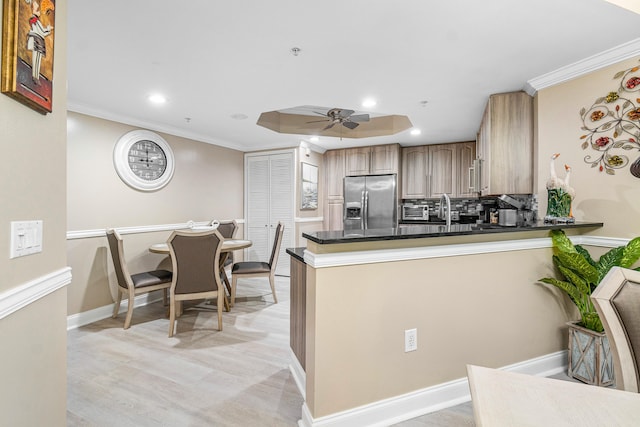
[579,61,640,177]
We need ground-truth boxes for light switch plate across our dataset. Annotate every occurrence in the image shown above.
[10,220,43,259]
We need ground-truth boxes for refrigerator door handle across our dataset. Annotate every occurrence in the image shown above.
[360,190,366,229]
[363,190,369,229]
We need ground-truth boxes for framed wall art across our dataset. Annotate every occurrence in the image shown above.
[301,162,318,210]
[1,0,56,114]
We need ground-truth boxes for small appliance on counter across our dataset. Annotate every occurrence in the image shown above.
[402,203,429,221]
[498,209,517,226]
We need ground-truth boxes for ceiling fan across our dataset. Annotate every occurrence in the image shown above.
[306,108,370,131]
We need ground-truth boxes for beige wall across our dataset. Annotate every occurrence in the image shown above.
[295,145,325,247]
[0,0,68,424]
[536,55,640,238]
[66,112,244,315]
[306,246,571,416]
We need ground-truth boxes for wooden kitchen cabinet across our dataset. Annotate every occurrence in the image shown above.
[345,147,371,176]
[477,91,533,195]
[344,144,400,176]
[370,144,400,174]
[427,144,455,199]
[325,200,344,231]
[455,142,476,198]
[324,149,345,199]
[323,149,346,230]
[401,146,427,199]
[402,142,476,199]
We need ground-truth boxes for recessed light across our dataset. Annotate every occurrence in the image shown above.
[231,113,248,120]
[410,129,421,136]
[362,98,377,108]
[148,94,167,104]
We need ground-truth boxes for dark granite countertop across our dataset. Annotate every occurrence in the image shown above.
[302,221,604,245]
[286,247,305,262]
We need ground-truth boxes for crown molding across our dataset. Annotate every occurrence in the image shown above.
[68,102,246,151]
[525,38,640,95]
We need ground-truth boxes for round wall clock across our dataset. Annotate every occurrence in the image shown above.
[113,130,175,191]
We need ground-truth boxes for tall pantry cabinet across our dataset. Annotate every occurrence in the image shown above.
[323,149,346,231]
[245,151,294,275]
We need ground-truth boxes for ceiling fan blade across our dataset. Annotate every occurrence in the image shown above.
[342,121,359,130]
[336,109,355,118]
[350,114,370,122]
[322,122,337,131]
[306,118,330,123]
[312,110,328,116]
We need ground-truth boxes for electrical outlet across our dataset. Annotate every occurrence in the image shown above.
[405,328,417,352]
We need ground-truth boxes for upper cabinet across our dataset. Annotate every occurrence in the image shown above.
[402,142,476,199]
[476,91,533,195]
[370,144,400,174]
[427,144,456,199]
[345,147,371,176]
[401,146,427,199]
[324,149,346,200]
[344,144,400,176]
[456,142,476,198]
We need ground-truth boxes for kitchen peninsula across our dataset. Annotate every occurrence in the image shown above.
[290,221,603,427]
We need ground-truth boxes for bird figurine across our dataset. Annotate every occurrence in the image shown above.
[546,153,561,190]
[561,164,575,199]
[545,153,575,222]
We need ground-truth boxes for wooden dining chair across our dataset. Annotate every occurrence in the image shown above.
[105,229,172,329]
[167,228,226,336]
[215,220,238,294]
[231,222,284,306]
[591,266,640,393]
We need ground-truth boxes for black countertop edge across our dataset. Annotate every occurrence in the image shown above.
[302,221,604,245]
[286,247,306,262]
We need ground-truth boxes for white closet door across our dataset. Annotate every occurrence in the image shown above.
[269,153,293,276]
[246,155,270,263]
[245,151,294,276]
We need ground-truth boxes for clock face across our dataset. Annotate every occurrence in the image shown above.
[127,140,168,181]
[114,130,175,191]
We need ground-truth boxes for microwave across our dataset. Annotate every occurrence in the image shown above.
[402,204,429,221]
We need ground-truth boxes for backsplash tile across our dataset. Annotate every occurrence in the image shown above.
[402,194,538,222]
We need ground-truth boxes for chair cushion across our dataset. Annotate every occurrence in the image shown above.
[232,261,270,275]
[131,269,172,288]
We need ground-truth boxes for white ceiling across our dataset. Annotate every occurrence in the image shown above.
[67,1,640,152]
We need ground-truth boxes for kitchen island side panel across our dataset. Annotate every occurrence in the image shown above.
[304,245,570,418]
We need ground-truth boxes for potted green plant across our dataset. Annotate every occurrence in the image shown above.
[539,229,640,386]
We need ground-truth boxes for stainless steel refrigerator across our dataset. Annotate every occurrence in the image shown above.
[344,174,398,230]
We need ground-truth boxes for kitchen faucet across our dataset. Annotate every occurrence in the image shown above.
[438,193,451,228]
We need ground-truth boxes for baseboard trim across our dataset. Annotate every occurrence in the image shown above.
[298,351,567,427]
[66,292,161,330]
[289,348,306,399]
[0,267,72,320]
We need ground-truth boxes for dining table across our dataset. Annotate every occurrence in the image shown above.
[467,364,640,426]
[149,237,252,310]
[148,238,252,255]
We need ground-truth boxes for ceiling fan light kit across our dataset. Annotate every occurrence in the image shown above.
[257,105,412,139]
